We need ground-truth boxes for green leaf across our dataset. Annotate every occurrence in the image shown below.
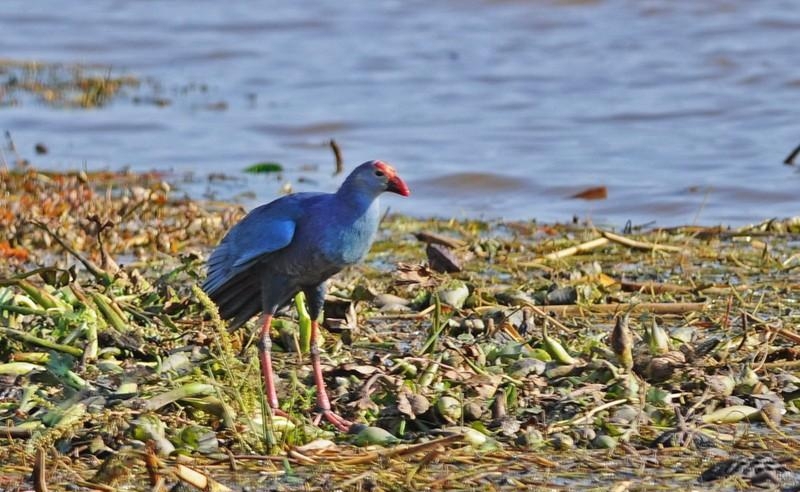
[244,162,283,174]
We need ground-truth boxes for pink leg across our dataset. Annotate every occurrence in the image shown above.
[258,314,289,417]
[310,320,352,431]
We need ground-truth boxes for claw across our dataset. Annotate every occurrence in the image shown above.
[313,409,352,432]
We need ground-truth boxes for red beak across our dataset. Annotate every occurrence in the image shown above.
[387,175,410,196]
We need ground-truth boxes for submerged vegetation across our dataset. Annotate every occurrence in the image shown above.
[1,163,798,491]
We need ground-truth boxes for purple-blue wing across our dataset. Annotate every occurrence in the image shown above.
[202,200,300,296]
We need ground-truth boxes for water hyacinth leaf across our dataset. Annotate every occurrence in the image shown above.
[41,394,88,428]
[244,162,283,174]
[508,358,547,378]
[461,427,487,448]
[294,439,336,453]
[249,414,296,434]
[706,374,736,397]
[158,351,193,375]
[178,425,220,454]
[436,280,469,309]
[646,386,673,406]
[436,395,462,423]
[16,279,64,311]
[353,426,399,447]
[17,384,42,415]
[644,317,670,355]
[144,382,217,411]
[701,405,761,424]
[541,323,576,365]
[90,292,128,332]
[46,352,91,390]
[592,434,618,449]
[181,396,237,429]
[0,362,47,376]
[97,360,124,374]
[113,379,138,398]
[418,355,441,388]
[132,414,175,456]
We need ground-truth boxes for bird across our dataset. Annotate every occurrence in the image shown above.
[202,160,409,431]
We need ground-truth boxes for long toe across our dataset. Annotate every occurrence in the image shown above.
[312,409,352,432]
[270,408,292,419]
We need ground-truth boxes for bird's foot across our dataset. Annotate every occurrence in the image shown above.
[313,409,353,432]
[269,407,292,419]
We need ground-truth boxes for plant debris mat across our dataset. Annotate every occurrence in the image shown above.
[1,167,799,491]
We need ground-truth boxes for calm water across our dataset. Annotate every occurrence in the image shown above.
[2,0,799,226]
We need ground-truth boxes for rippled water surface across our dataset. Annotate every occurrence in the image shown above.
[2,0,799,226]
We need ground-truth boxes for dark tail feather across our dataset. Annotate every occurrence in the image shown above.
[205,266,262,329]
[228,299,262,332]
[213,274,257,312]
[220,288,259,321]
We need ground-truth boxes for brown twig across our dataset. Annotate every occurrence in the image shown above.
[330,139,343,175]
[414,231,467,249]
[30,220,111,283]
[0,426,34,439]
[33,447,48,492]
[784,143,800,165]
[742,311,800,344]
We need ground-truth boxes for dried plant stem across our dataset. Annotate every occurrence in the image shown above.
[521,237,610,265]
[541,302,706,317]
[549,398,628,432]
[600,230,684,252]
[175,464,233,492]
[33,447,48,492]
[338,433,463,465]
[30,220,112,283]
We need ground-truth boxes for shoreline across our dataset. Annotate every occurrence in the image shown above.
[1,164,799,490]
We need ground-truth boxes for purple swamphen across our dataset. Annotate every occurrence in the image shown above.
[202,160,410,431]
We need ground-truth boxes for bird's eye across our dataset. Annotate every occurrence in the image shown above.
[374,170,385,177]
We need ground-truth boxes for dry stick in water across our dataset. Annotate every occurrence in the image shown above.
[330,139,344,175]
[784,143,800,165]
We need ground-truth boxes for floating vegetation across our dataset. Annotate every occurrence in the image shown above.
[243,162,284,174]
[1,164,799,490]
[0,59,140,108]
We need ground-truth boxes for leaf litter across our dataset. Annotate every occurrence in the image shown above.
[0,162,799,491]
